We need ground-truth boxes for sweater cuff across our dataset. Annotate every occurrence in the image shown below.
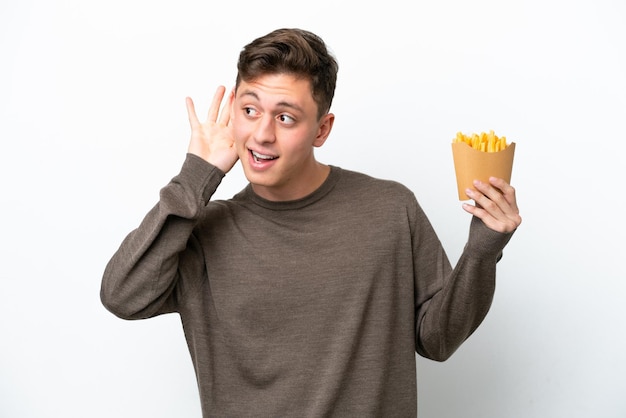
[464,216,515,259]
[179,153,226,205]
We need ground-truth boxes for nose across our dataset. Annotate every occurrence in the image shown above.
[253,115,276,144]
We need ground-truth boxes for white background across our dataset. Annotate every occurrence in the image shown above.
[1,0,624,417]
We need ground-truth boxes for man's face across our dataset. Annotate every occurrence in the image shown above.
[231,73,334,201]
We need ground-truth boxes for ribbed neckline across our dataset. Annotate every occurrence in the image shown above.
[239,165,342,211]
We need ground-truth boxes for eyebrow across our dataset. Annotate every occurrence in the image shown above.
[240,90,305,114]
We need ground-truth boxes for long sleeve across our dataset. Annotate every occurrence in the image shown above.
[100,154,224,320]
[414,212,514,361]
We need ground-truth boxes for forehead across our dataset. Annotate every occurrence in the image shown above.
[236,73,316,111]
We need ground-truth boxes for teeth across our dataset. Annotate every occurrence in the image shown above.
[252,150,276,161]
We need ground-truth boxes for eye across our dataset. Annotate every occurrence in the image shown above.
[244,107,259,117]
[278,114,295,125]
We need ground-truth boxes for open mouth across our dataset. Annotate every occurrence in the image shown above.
[250,150,278,163]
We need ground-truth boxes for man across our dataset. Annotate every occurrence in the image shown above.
[101,28,521,417]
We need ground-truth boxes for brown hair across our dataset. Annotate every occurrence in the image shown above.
[236,28,338,120]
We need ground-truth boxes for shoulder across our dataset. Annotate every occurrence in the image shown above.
[331,166,424,221]
[334,166,416,201]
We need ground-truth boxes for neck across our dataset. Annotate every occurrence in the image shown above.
[252,162,330,202]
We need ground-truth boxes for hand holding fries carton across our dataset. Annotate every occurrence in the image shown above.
[452,130,515,200]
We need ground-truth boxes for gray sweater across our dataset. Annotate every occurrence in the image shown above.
[101,154,513,417]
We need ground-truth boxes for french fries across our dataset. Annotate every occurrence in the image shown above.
[453,130,507,152]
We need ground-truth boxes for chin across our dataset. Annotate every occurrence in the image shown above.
[241,166,271,186]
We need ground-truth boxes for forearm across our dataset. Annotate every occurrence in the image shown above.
[100,154,224,319]
[416,217,513,361]
[416,252,497,361]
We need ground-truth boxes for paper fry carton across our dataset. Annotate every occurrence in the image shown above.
[451,142,516,200]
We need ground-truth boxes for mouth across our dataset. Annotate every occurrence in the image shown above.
[250,149,278,163]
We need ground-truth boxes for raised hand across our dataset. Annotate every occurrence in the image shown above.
[463,177,522,233]
[186,86,239,173]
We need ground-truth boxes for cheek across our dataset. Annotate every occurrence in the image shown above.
[231,117,247,145]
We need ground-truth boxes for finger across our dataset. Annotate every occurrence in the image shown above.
[489,177,519,213]
[469,181,504,216]
[480,178,519,218]
[207,86,227,122]
[466,180,521,232]
[462,193,506,233]
[217,87,235,126]
[186,96,200,128]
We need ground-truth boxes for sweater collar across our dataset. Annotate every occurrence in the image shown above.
[240,166,342,211]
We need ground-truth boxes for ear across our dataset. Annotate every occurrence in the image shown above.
[228,87,236,122]
[313,113,335,147]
